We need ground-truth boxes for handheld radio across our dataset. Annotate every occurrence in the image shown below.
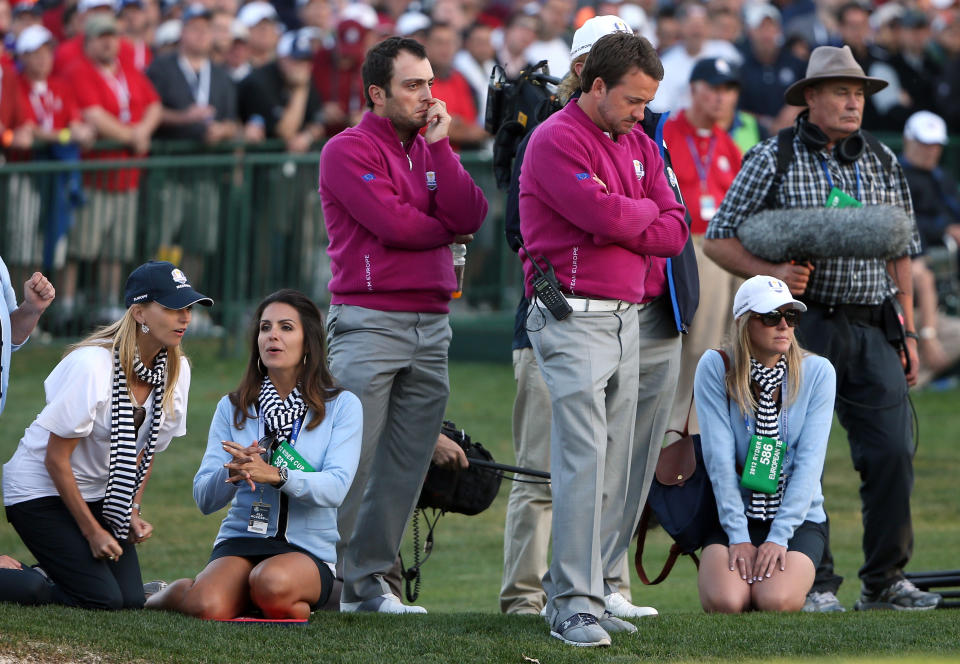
[518,240,572,321]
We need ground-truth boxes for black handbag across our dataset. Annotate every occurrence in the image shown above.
[634,350,725,584]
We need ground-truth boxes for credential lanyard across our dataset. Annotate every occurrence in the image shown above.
[819,156,862,202]
[258,414,303,449]
[685,134,717,190]
[28,84,54,132]
[177,56,211,108]
[100,67,132,123]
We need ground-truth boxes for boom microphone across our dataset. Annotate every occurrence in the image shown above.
[737,205,913,263]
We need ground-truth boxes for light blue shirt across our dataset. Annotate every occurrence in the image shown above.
[0,257,26,416]
[694,350,837,547]
[194,391,362,564]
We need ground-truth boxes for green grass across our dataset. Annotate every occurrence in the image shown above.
[1,340,959,662]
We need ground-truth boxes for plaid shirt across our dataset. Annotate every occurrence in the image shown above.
[706,132,921,305]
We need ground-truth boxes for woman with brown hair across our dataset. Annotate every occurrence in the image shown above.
[146,289,361,620]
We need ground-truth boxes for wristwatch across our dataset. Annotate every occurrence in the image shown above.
[274,466,288,488]
[132,502,142,515]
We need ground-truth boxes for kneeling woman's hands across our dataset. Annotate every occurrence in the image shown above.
[728,542,758,583]
[753,542,787,582]
[222,441,280,491]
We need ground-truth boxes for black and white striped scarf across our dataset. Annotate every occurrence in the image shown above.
[102,347,167,540]
[258,377,307,442]
[746,356,787,521]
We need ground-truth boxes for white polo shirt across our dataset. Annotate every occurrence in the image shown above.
[2,345,190,506]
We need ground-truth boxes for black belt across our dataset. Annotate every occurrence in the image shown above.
[803,299,884,327]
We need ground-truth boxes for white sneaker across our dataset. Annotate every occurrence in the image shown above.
[604,592,659,618]
[340,593,428,614]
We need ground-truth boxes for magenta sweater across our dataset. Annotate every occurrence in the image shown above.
[318,112,488,313]
[519,101,688,303]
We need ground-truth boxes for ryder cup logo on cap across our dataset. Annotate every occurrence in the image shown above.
[124,260,214,309]
[733,275,807,318]
[570,15,633,59]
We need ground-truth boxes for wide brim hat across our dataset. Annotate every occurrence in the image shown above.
[784,45,888,106]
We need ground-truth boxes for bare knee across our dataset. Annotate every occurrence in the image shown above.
[753,587,805,612]
[249,564,302,617]
[702,591,750,614]
[179,583,241,620]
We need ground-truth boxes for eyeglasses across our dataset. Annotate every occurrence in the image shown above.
[751,310,801,327]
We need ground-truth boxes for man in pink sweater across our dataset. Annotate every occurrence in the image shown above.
[318,36,487,614]
[519,32,688,646]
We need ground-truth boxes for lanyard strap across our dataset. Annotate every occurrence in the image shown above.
[684,134,717,187]
[177,56,211,107]
[100,67,131,122]
[259,414,304,447]
[819,156,862,201]
[28,85,54,131]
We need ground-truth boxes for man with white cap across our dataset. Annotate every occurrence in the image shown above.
[704,45,941,612]
[519,30,688,645]
[237,0,280,69]
[501,14,669,620]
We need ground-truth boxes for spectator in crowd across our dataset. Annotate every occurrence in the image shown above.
[116,0,152,70]
[654,6,681,55]
[519,31,687,646]
[526,0,574,78]
[454,21,496,122]
[224,18,251,81]
[651,2,740,114]
[0,261,207,609]
[430,0,468,34]
[153,18,181,57]
[708,4,742,46]
[663,56,742,437]
[424,21,487,148]
[312,16,372,136]
[53,0,138,75]
[899,110,960,380]
[148,3,237,143]
[0,34,34,151]
[497,12,538,80]
[13,25,95,280]
[298,0,335,39]
[783,0,842,51]
[704,45,941,613]
[835,0,909,132]
[237,0,280,69]
[10,1,43,42]
[500,15,643,619]
[61,13,161,320]
[870,2,904,56]
[239,27,324,152]
[319,36,486,614]
[890,10,940,115]
[209,8,234,65]
[395,10,429,42]
[737,3,805,135]
[695,276,836,613]
[145,290,361,620]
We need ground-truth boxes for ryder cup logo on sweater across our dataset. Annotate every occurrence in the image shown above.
[575,172,589,181]
[633,159,645,180]
[426,171,437,190]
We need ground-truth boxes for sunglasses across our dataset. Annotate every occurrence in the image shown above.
[751,310,801,327]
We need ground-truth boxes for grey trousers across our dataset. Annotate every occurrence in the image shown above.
[327,304,451,604]
[528,303,640,623]
[499,347,632,615]
[607,298,682,597]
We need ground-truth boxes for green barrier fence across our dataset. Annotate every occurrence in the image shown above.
[0,132,955,362]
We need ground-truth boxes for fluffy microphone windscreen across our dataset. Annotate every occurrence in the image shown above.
[737,205,914,263]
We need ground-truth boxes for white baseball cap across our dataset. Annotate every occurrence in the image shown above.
[733,275,807,319]
[79,0,114,12]
[904,110,948,145]
[340,2,378,30]
[744,3,781,31]
[570,15,633,59]
[238,1,278,28]
[16,25,54,55]
[154,19,182,46]
[395,11,430,36]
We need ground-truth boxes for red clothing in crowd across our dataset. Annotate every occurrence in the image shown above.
[54,36,141,76]
[662,109,741,235]
[64,54,159,190]
[428,70,477,126]
[17,73,82,131]
[312,48,365,137]
[0,62,32,132]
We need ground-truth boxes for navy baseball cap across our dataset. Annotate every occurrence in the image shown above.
[124,261,214,309]
[690,57,740,86]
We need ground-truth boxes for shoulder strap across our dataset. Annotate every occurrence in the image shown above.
[764,128,795,209]
[634,347,730,585]
[862,130,892,174]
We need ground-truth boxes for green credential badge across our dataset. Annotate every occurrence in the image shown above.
[740,434,783,494]
[270,441,315,473]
